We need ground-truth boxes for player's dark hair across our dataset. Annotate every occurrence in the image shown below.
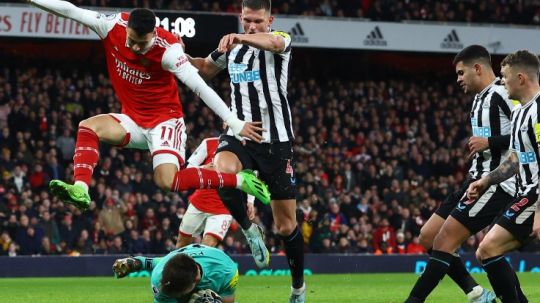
[161,254,199,297]
[128,8,156,36]
[452,45,491,67]
[501,50,540,80]
[242,0,271,11]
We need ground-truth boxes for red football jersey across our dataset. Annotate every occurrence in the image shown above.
[188,138,230,215]
[103,13,183,128]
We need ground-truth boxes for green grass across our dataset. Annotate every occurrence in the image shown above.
[1,273,539,302]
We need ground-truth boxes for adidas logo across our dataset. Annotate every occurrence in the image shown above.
[288,23,308,43]
[440,29,463,49]
[161,141,170,147]
[363,26,387,46]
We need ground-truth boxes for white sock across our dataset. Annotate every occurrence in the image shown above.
[291,283,306,295]
[235,174,243,189]
[467,285,484,300]
[242,223,255,233]
[74,181,89,193]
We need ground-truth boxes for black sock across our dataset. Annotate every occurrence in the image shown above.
[512,271,528,303]
[447,254,478,294]
[217,188,251,230]
[407,250,453,301]
[280,227,304,289]
[482,255,520,303]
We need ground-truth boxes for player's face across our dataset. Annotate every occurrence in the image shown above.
[455,61,478,94]
[241,7,274,34]
[126,28,155,54]
[501,65,520,100]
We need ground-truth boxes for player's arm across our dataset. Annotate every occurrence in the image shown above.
[218,32,291,54]
[186,140,209,168]
[162,45,265,142]
[467,152,519,199]
[112,255,162,278]
[222,295,235,303]
[484,152,519,185]
[28,0,115,39]
[187,55,223,80]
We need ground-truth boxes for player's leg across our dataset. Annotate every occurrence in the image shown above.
[418,213,445,250]
[177,204,205,248]
[406,180,492,303]
[476,224,523,303]
[260,142,305,303]
[201,214,232,247]
[406,216,473,302]
[150,124,270,203]
[476,195,535,303]
[213,136,270,268]
[213,147,250,230]
[272,198,306,303]
[49,114,133,210]
[177,233,194,248]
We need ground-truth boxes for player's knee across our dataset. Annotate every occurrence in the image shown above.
[418,228,434,250]
[154,171,173,191]
[79,118,96,132]
[276,221,296,236]
[214,153,242,174]
[202,235,219,247]
[215,162,240,174]
[476,240,494,261]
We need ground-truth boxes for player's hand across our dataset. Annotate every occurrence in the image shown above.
[238,121,266,143]
[466,178,488,200]
[188,289,223,303]
[112,257,141,278]
[173,32,186,51]
[218,33,240,53]
[531,211,540,240]
[468,137,489,158]
[247,203,255,221]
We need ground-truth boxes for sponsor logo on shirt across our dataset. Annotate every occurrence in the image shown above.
[113,54,151,85]
[229,63,260,84]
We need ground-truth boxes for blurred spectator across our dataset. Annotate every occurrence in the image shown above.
[372,218,396,254]
[98,198,126,236]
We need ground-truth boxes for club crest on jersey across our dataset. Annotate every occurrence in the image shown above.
[218,141,228,149]
[520,124,528,132]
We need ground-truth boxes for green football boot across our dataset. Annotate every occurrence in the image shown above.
[237,170,271,205]
[49,180,91,211]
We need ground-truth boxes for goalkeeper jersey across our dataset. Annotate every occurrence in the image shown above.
[136,244,239,303]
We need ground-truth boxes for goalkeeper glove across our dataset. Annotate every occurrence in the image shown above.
[188,289,223,303]
[112,257,142,278]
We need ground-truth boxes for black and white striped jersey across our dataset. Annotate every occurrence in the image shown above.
[469,78,515,195]
[209,31,294,143]
[509,92,540,196]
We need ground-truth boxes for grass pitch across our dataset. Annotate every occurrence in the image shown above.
[1,273,539,302]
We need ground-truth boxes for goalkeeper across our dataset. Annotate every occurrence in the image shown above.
[113,244,238,303]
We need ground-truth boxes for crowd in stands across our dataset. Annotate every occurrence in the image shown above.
[4,55,537,257]
[69,0,540,25]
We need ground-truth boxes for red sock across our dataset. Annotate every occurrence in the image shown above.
[171,167,237,192]
[73,126,100,185]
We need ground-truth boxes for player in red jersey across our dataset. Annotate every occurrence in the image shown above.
[176,137,256,248]
[27,0,271,210]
